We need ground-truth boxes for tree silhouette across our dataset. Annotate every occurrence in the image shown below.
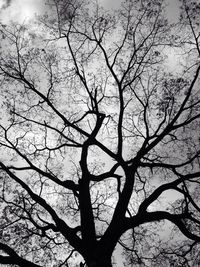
[0,0,200,266]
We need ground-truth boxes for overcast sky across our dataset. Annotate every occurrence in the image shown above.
[0,0,180,24]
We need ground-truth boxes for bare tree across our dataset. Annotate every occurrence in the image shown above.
[0,0,200,266]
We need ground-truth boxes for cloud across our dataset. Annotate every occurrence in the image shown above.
[97,0,122,10]
[0,0,12,10]
[166,0,180,23]
[0,0,45,24]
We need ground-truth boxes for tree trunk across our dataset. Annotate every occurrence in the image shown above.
[86,257,112,267]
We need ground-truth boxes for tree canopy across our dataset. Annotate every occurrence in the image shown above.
[0,0,200,266]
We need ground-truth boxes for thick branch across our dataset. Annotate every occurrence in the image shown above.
[0,243,41,267]
[126,211,200,242]
[0,162,83,254]
[138,171,200,213]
